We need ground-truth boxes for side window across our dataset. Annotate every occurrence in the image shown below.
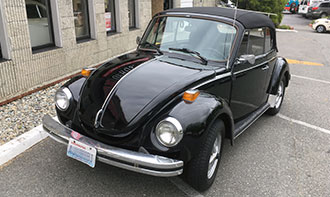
[238,28,273,57]
[265,27,273,52]
[248,28,264,56]
[323,3,330,7]
[238,31,249,56]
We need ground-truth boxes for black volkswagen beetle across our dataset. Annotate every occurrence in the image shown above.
[43,7,290,191]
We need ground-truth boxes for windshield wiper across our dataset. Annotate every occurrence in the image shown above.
[141,42,163,55]
[169,47,208,65]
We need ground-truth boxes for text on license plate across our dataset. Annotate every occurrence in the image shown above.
[67,138,97,168]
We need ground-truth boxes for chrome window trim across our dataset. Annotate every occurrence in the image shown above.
[233,56,276,75]
[192,72,232,90]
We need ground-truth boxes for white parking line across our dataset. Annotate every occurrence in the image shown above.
[168,177,204,197]
[277,114,330,135]
[292,74,330,85]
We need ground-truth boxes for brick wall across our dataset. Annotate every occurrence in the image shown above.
[0,0,152,103]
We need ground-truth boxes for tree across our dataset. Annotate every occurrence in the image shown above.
[236,0,287,26]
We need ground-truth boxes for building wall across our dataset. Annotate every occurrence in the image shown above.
[173,0,218,8]
[193,0,217,7]
[0,0,152,103]
[152,0,164,16]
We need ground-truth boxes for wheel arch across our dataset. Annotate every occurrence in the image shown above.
[267,57,290,95]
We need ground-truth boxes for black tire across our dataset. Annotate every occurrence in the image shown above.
[316,25,326,33]
[320,13,328,18]
[266,78,286,116]
[184,120,225,192]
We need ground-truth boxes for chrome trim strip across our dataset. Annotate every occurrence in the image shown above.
[233,57,275,75]
[192,72,232,90]
[234,104,270,139]
[98,157,183,177]
[42,115,183,177]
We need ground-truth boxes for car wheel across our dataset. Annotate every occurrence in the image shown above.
[184,120,224,192]
[316,25,326,33]
[266,78,286,115]
[320,13,328,18]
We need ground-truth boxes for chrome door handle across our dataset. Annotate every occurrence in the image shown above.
[261,65,269,71]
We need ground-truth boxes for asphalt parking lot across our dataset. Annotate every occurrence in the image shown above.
[1,13,330,196]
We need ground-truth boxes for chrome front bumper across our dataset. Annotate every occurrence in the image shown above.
[42,115,183,177]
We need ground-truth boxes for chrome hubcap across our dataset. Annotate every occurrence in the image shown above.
[317,26,324,32]
[275,82,284,109]
[207,134,221,179]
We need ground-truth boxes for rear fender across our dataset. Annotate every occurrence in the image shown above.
[267,57,290,95]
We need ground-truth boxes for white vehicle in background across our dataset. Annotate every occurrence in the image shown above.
[299,0,321,17]
[311,16,330,32]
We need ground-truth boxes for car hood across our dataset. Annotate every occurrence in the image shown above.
[77,51,217,138]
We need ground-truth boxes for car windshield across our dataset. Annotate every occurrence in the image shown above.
[141,16,237,62]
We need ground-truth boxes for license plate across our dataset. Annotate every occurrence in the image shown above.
[67,138,97,168]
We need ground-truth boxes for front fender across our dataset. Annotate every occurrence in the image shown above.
[56,75,86,124]
[268,57,290,95]
[164,92,234,162]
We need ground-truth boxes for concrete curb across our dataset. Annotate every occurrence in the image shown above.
[0,125,48,166]
[276,29,298,32]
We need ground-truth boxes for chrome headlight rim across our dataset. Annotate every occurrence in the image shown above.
[155,117,183,147]
[55,87,72,111]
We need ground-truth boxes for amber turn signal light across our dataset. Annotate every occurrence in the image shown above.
[183,90,200,103]
[81,68,94,77]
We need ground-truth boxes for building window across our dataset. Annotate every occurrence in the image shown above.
[72,0,90,40]
[164,0,173,10]
[26,0,54,50]
[128,0,136,29]
[105,0,116,34]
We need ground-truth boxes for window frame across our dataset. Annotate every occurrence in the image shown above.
[128,0,137,29]
[0,0,10,59]
[105,0,117,35]
[26,0,56,51]
[239,27,274,57]
[73,0,92,41]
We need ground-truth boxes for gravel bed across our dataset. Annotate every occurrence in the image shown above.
[0,81,66,145]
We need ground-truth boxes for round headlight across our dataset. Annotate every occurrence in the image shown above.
[155,117,183,147]
[55,87,72,111]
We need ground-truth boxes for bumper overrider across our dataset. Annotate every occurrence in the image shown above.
[42,115,184,177]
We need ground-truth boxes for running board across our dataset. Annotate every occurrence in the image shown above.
[233,104,270,139]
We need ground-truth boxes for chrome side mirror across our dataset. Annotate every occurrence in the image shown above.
[237,54,256,65]
[136,36,141,45]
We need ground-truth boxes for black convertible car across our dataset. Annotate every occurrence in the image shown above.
[43,7,290,191]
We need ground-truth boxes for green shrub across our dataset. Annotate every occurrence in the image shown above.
[277,25,292,29]
[237,0,287,27]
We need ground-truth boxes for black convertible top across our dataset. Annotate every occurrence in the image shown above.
[160,7,276,30]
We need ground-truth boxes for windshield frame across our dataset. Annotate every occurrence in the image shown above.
[138,14,240,64]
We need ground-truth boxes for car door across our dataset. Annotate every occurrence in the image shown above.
[230,28,270,122]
